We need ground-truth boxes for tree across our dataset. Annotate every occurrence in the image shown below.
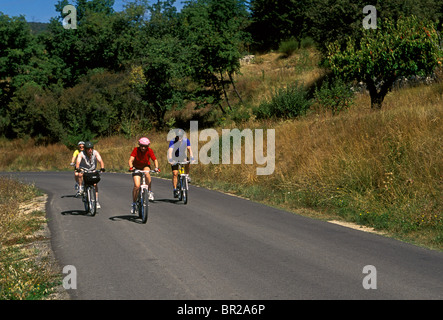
[43,0,120,87]
[327,16,442,109]
[0,13,65,137]
[248,0,309,51]
[141,35,188,129]
[305,0,365,54]
[137,0,188,129]
[0,14,36,105]
[305,0,442,54]
[181,0,249,113]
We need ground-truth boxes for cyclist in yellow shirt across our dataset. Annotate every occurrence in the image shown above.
[70,141,85,191]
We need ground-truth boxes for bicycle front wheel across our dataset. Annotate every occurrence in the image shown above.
[88,186,96,216]
[182,177,188,204]
[177,178,182,201]
[182,189,188,204]
[139,189,149,224]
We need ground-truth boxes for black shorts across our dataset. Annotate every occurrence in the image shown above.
[171,158,189,171]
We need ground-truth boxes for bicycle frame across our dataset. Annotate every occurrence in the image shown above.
[132,169,157,223]
[176,161,190,204]
[78,168,101,216]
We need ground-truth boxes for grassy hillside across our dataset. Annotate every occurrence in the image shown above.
[0,51,442,250]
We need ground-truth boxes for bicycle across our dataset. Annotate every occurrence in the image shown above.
[76,168,102,216]
[131,169,158,224]
[176,161,190,205]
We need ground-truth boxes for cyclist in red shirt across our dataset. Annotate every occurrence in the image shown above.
[129,137,159,213]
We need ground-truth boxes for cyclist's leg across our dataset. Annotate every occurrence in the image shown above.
[144,166,152,191]
[94,183,100,208]
[74,170,80,188]
[171,165,179,189]
[185,156,190,174]
[132,174,141,203]
[78,172,84,187]
[171,164,179,198]
[145,166,155,200]
[76,172,84,196]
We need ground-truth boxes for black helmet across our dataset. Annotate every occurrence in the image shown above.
[84,141,94,149]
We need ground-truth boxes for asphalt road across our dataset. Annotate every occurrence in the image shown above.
[3,171,442,300]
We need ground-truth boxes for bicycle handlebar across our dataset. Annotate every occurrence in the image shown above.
[76,168,105,173]
[130,169,160,174]
[170,160,191,165]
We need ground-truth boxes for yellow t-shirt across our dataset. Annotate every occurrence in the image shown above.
[72,150,80,161]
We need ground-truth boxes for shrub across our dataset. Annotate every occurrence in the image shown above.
[278,37,299,57]
[314,78,355,115]
[299,37,315,49]
[255,82,311,119]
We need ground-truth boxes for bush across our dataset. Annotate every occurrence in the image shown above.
[230,106,252,124]
[278,37,299,57]
[255,82,311,119]
[299,37,315,49]
[314,78,355,115]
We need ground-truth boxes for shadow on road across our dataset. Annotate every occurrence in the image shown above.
[109,215,144,224]
[61,194,78,199]
[61,209,88,216]
[60,194,89,216]
[154,198,180,204]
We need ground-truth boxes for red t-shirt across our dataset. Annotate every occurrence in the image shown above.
[130,147,157,169]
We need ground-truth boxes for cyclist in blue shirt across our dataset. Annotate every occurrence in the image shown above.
[168,129,194,198]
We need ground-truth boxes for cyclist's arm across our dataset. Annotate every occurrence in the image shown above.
[75,152,83,171]
[167,147,174,163]
[187,145,194,160]
[96,151,105,170]
[70,150,79,165]
[129,156,135,170]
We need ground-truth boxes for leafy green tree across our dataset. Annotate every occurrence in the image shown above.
[375,0,442,23]
[248,0,309,51]
[327,16,442,109]
[54,0,115,24]
[138,0,188,129]
[181,0,249,113]
[0,14,35,105]
[43,0,121,86]
[304,0,365,54]
[141,36,187,129]
[0,14,64,136]
[56,70,133,142]
[305,0,442,54]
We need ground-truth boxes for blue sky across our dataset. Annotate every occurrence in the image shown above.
[0,0,184,23]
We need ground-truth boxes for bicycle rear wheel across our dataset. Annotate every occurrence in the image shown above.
[139,189,148,224]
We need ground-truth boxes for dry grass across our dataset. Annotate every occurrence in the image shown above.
[0,177,61,300]
[234,50,323,106]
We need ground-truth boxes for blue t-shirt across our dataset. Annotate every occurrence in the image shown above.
[169,138,190,159]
